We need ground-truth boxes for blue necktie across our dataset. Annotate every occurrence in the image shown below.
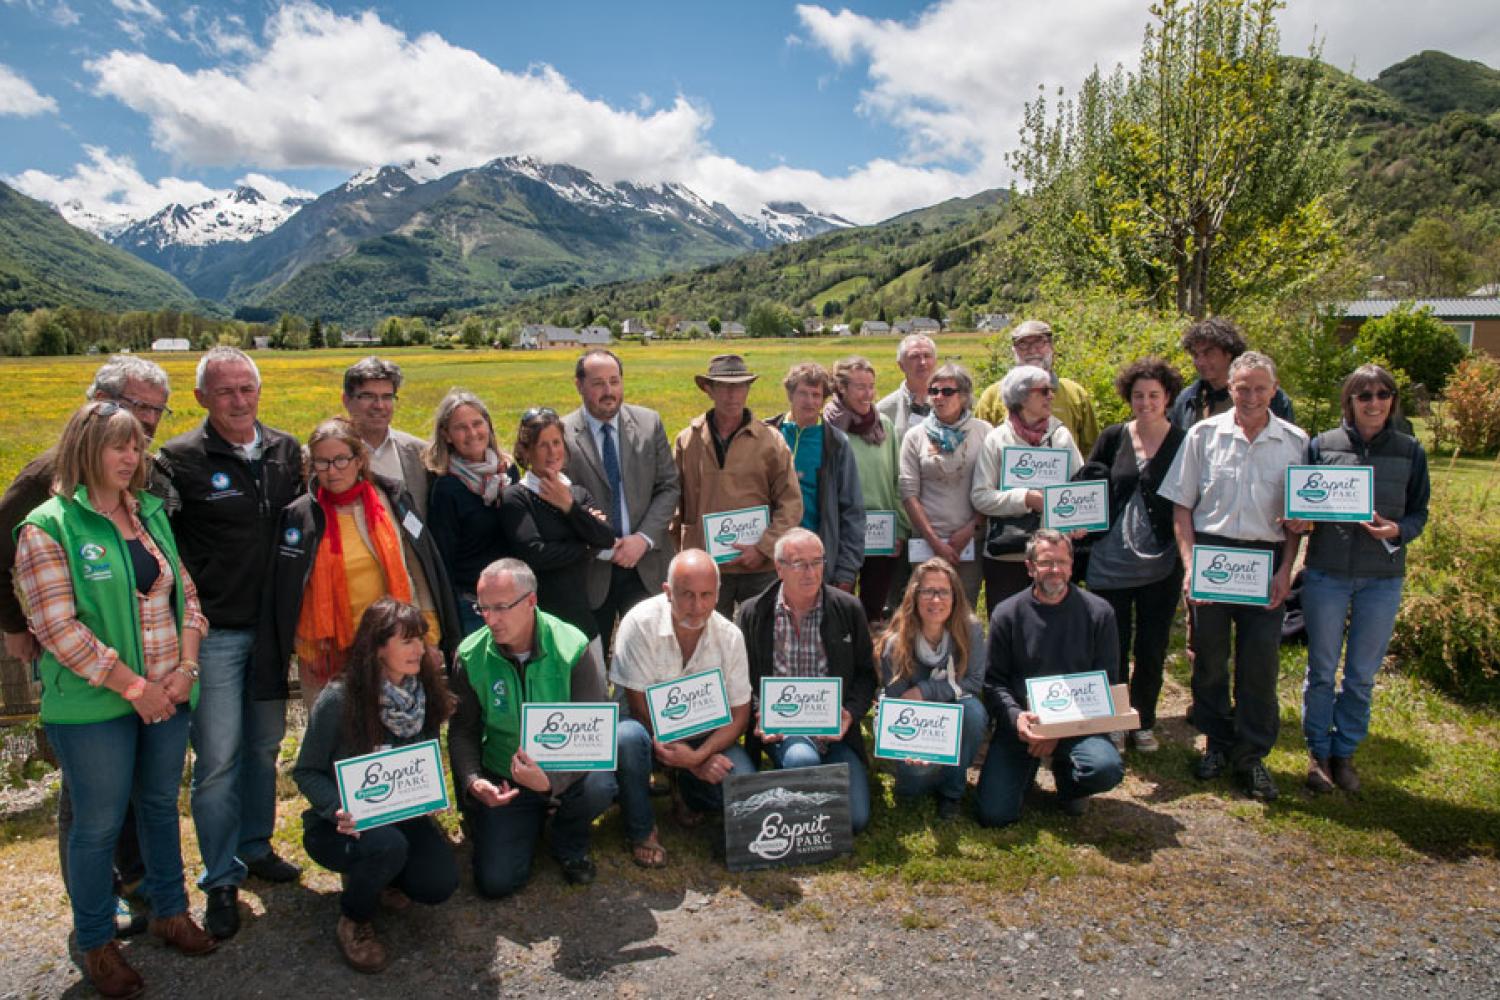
[601,422,624,535]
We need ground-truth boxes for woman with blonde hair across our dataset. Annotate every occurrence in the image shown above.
[876,557,989,820]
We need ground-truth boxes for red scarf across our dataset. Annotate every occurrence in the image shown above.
[1009,411,1050,447]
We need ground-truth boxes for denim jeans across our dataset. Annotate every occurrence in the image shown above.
[892,695,988,804]
[1300,568,1405,759]
[764,736,871,834]
[46,711,192,951]
[462,770,617,898]
[189,626,288,889]
[303,813,458,922]
[616,719,754,843]
[1189,600,1286,769]
[1095,566,1185,730]
[975,730,1123,828]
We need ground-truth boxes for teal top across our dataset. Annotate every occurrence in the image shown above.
[780,418,824,531]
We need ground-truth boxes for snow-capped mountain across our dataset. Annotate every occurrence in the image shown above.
[745,201,856,243]
[113,186,309,251]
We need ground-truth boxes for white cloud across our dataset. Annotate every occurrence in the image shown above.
[0,63,58,116]
[2,0,81,28]
[5,146,219,231]
[110,0,163,23]
[1277,1,1500,76]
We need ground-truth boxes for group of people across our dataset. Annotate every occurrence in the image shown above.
[0,316,1429,993]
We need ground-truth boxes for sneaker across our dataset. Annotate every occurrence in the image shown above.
[1193,749,1229,781]
[936,797,961,822]
[1240,761,1279,801]
[1058,796,1090,817]
[1306,754,1334,794]
[114,891,150,939]
[148,913,218,956]
[1330,756,1361,793]
[246,852,301,883]
[1130,729,1159,753]
[204,885,239,940]
[1108,730,1126,752]
[558,856,598,886]
[83,940,144,998]
[336,916,388,974]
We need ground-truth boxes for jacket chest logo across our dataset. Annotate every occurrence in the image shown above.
[211,472,231,490]
[491,677,509,711]
[79,542,113,582]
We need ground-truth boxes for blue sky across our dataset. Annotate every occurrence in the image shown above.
[3,0,1499,229]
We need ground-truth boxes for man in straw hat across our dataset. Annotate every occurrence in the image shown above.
[672,354,803,617]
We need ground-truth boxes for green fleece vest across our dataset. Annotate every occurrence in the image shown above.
[20,487,191,724]
[456,610,589,780]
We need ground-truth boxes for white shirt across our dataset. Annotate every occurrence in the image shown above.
[367,432,403,484]
[608,593,752,707]
[1158,409,1309,543]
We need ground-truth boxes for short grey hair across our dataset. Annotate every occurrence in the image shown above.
[343,356,404,395]
[1025,529,1073,561]
[196,346,261,391]
[1000,365,1053,412]
[774,527,824,562]
[87,355,169,401]
[929,363,973,404]
[477,557,537,595]
[896,333,936,365]
[668,549,721,589]
[1228,350,1277,384]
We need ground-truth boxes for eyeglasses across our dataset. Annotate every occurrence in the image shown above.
[1030,559,1071,570]
[473,592,534,616]
[521,406,558,423]
[88,401,123,420]
[1354,390,1394,403]
[119,395,172,419]
[777,558,823,574]
[1028,386,1056,396]
[310,454,357,472]
[916,587,953,602]
[353,391,398,405]
[927,386,960,398]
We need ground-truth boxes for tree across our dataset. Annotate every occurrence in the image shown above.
[1007,0,1347,317]
[460,315,486,349]
[747,301,794,339]
[1353,303,1468,394]
[708,315,722,336]
[308,317,326,349]
[1383,215,1475,296]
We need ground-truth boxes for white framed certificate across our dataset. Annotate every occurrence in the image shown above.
[335,739,450,832]
[907,536,975,563]
[521,703,619,771]
[702,505,770,565]
[1025,671,1116,725]
[759,677,843,737]
[864,511,897,556]
[872,699,964,766]
[1284,465,1375,522]
[645,668,733,743]
[999,446,1072,489]
[1041,480,1110,532]
[1189,545,1273,606]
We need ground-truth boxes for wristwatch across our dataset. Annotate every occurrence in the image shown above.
[176,660,201,682]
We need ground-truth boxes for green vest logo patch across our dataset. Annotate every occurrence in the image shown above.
[79,542,113,581]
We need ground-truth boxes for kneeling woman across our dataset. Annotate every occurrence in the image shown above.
[293,598,459,973]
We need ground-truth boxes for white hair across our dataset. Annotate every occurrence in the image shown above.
[773,527,824,562]
[896,333,936,365]
[88,355,169,400]
[195,346,261,391]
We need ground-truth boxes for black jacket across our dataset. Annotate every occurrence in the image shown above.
[253,474,461,700]
[1078,422,1187,547]
[158,421,304,629]
[498,481,618,639]
[737,581,877,759]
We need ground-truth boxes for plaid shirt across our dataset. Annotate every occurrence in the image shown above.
[14,501,208,685]
[772,591,827,678]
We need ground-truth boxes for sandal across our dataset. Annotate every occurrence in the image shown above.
[631,835,668,869]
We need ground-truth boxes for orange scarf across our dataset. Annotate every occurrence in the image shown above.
[295,480,412,682]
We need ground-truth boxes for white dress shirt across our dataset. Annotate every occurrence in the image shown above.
[608,593,752,706]
[1158,409,1309,543]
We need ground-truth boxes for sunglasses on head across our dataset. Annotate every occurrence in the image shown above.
[927,386,960,398]
[520,406,558,423]
[1354,390,1394,403]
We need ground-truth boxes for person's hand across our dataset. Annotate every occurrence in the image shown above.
[334,808,360,838]
[753,709,785,744]
[130,680,176,725]
[1280,517,1312,535]
[892,537,905,557]
[687,752,736,785]
[1268,567,1293,610]
[467,776,519,808]
[728,544,768,572]
[1015,712,1058,759]
[898,687,925,700]
[1068,528,1087,541]
[1361,513,1400,541]
[835,708,853,742]
[535,470,574,513]
[949,523,976,553]
[161,670,193,704]
[653,739,705,771]
[1024,489,1044,513]
[3,630,40,663]
[611,534,650,568]
[1181,568,1203,606]
[931,537,961,565]
[510,750,550,794]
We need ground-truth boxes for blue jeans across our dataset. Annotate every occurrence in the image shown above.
[303,813,457,922]
[892,695,988,804]
[975,731,1123,828]
[616,719,754,843]
[189,627,288,889]
[46,711,192,951]
[462,770,617,898]
[764,737,871,834]
[1301,568,1404,759]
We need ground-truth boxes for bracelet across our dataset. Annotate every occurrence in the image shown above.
[122,676,148,702]
[176,661,201,681]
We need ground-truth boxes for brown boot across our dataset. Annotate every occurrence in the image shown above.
[150,912,219,956]
[83,940,144,998]
[336,915,388,973]
[1330,756,1361,793]
[1306,754,1334,794]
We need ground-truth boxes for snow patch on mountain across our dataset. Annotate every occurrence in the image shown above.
[112,186,309,251]
[746,201,856,243]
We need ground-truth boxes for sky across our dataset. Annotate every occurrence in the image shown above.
[2,0,1498,230]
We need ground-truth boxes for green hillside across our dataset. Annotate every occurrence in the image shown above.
[1373,50,1500,118]
[0,182,197,314]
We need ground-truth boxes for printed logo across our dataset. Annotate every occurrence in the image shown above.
[747,811,833,861]
[353,756,430,805]
[531,711,606,752]
[490,677,508,711]
[661,689,691,720]
[770,685,805,718]
[885,706,950,743]
[210,472,231,490]
[79,543,106,561]
[283,527,302,546]
[1050,495,1077,517]
[1294,472,1359,505]
[1038,681,1072,713]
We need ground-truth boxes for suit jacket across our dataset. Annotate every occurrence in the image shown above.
[562,404,681,608]
[387,429,432,522]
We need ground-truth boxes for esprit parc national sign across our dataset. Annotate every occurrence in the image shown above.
[334,740,450,832]
[1284,465,1375,522]
[999,447,1072,489]
[1189,545,1274,606]
[723,765,853,872]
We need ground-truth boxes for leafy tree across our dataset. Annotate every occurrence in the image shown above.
[460,315,486,348]
[747,300,794,339]
[378,317,406,347]
[1383,215,1476,295]
[309,317,325,349]
[708,315,721,336]
[1353,303,1468,393]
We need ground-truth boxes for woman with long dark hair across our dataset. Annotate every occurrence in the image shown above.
[293,598,459,974]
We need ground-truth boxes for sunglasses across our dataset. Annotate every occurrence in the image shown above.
[1028,386,1057,396]
[927,386,961,398]
[1354,390,1394,403]
[521,406,558,423]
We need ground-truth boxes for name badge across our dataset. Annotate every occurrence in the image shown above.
[334,739,450,832]
[873,699,964,766]
[1284,465,1375,522]
[1189,544,1273,606]
[1025,671,1116,724]
[907,537,975,563]
[401,509,424,540]
[864,511,897,556]
[759,677,843,737]
[999,446,1072,489]
[1042,480,1110,532]
[521,703,619,771]
[645,667,733,743]
[702,505,770,565]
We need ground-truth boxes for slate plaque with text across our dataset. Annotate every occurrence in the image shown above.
[723,764,853,872]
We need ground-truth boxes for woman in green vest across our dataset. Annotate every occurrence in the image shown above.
[14,401,218,998]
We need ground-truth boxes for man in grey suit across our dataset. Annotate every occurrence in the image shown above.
[342,356,432,519]
[563,349,682,656]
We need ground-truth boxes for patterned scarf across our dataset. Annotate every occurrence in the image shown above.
[923,408,971,454]
[1009,411,1050,447]
[379,673,427,740]
[450,448,507,506]
[824,395,885,446]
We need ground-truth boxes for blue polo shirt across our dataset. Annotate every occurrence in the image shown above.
[780,419,823,531]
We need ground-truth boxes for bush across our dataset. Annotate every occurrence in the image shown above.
[1428,355,1500,456]
[1352,303,1467,394]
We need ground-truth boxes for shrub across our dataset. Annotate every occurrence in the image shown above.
[1428,355,1500,456]
[1352,303,1467,394]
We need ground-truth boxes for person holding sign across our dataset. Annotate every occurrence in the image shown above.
[876,558,989,819]
[448,559,615,896]
[1159,351,1308,802]
[1077,358,1187,753]
[970,365,1084,617]
[975,531,1123,826]
[1291,365,1430,794]
[673,354,803,618]
[612,550,755,867]
[827,356,907,625]
[738,529,878,834]
[292,598,458,974]
[899,364,992,609]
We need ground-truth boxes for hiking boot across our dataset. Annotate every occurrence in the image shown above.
[1193,749,1229,780]
[1130,729,1159,753]
[204,885,239,939]
[246,851,301,883]
[149,913,218,956]
[336,916,388,974]
[1240,761,1279,801]
[558,856,598,886]
[1306,754,1334,794]
[84,940,144,998]
[1330,756,1361,793]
